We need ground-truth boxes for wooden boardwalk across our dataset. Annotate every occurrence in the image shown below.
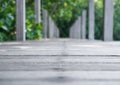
[0,39,120,85]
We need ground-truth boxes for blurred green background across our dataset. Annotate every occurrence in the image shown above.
[0,0,120,41]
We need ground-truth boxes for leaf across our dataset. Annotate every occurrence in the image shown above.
[7,13,14,20]
[1,26,8,32]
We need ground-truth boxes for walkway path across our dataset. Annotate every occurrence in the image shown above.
[0,39,120,85]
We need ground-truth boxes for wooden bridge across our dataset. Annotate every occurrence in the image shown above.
[0,39,120,85]
[0,0,118,85]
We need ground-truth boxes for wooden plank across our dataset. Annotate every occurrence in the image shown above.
[0,56,120,71]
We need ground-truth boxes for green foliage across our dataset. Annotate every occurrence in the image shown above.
[26,0,42,40]
[0,0,42,42]
[114,0,120,40]
[26,19,42,40]
[0,0,15,41]
[42,0,88,37]
[95,0,103,40]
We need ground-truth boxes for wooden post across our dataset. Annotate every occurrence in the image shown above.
[16,0,26,41]
[82,10,87,39]
[42,10,48,38]
[70,23,75,38]
[104,0,113,41]
[56,27,59,38]
[34,0,41,23]
[48,16,54,38]
[70,17,81,39]
[54,24,59,38]
[75,17,81,39]
[70,23,74,38]
[88,0,95,40]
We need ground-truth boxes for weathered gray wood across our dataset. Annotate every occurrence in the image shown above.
[76,16,82,39]
[104,0,114,41]
[70,17,81,39]
[75,17,81,39]
[53,24,56,38]
[53,23,59,38]
[1,71,120,79]
[88,0,95,40]
[55,25,59,38]
[1,71,120,85]
[48,17,59,38]
[82,10,87,39]
[1,40,120,84]
[16,0,26,41]
[70,23,74,38]
[34,0,41,23]
[48,16,54,38]
[72,21,77,39]
[42,10,48,38]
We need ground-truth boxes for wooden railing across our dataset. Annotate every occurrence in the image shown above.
[15,0,114,41]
